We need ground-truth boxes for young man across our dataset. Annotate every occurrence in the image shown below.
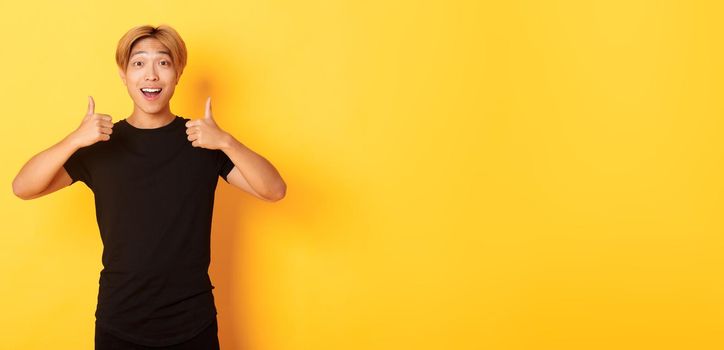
[12,24,286,349]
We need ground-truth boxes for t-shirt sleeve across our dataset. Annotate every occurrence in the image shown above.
[63,147,91,186]
[217,150,235,183]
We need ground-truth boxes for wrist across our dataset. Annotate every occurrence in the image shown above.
[220,132,235,151]
[62,131,81,151]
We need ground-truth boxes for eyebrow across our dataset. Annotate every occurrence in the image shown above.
[130,50,171,58]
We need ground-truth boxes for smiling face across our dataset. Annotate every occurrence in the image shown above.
[118,37,180,116]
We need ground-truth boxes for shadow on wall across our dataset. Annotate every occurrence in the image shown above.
[180,38,369,349]
[185,41,251,350]
[187,41,337,349]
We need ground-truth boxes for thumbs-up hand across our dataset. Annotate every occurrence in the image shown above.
[68,96,114,149]
[185,97,229,150]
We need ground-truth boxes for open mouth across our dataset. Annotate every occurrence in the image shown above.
[140,88,162,100]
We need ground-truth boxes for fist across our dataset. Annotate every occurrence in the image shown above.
[70,96,114,148]
[185,97,229,150]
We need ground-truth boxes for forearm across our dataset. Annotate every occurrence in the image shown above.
[12,134,79,197]
[220,133,286,199]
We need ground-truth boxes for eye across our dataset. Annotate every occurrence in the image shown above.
[160,60,170,66]
[132,61,142,67]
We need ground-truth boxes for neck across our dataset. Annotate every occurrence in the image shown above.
[127,104,176,129]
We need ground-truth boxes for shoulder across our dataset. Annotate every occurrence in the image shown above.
[74,140,106,156]
[177,115,191,124]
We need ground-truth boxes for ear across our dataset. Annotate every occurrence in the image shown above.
[118,68,127,86]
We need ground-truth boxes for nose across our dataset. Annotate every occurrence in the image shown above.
[145,65,159,81]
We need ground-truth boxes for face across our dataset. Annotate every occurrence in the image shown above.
[119,37,180,115]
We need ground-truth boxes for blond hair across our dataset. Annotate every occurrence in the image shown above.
[115,24,188,77]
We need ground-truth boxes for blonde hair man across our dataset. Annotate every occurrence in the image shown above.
[12,24,286,349]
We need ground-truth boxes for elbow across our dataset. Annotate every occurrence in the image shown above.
[264,182,286,202]
[12,180,31,200]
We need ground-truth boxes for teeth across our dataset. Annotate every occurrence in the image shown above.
[141,88,161,93]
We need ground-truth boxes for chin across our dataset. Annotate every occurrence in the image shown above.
[142,106,166,114]
[133,98,169,113]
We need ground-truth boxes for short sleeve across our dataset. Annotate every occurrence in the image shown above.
[217,150,235,183]
[63,147,91,186]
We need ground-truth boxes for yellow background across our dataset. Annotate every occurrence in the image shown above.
[1,0,722,349]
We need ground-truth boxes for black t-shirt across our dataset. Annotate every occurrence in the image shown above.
[63,115,235,347]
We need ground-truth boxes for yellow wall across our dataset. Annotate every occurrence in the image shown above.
[2,0,723,349]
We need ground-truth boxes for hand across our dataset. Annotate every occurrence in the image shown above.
[68,96,114,148]
[185,97,229,150]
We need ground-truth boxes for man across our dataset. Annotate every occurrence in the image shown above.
[11,24,286,349]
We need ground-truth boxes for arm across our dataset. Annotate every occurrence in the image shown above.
[12,135,79,200]
[220,134,287,202]
[11,96,114,200]
[186,97,287,202]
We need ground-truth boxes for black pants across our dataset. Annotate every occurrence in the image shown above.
[95,319,220,349]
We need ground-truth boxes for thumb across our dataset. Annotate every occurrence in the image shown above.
[204,96,212,119]
[87,95,95,116]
